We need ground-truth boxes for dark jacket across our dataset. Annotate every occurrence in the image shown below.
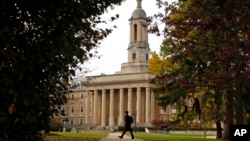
[125,115,133,127]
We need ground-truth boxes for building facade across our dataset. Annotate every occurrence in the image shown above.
[53,0,171,130]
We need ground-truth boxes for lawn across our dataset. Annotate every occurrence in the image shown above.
[131,132,220,141]
[44,132,108,141]
[44,131,220,141]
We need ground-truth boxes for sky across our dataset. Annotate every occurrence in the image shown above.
[82,0,172,77]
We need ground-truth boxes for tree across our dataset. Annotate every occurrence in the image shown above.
[149,0,250,140]
[148,51,177,76]
[0,0,124,140]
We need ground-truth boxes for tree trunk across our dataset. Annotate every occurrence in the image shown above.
[214,88,222,139]
[222,90,233,140]
[235,82,244,124]
[216,120,222,139]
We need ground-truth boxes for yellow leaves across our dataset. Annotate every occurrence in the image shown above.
[148,52,177,76]
[168,0,192,22]
[187,30,197,40]
[168,12,184,21]
[148,52,163,76]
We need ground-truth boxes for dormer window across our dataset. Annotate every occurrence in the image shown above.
[132,47,136,60]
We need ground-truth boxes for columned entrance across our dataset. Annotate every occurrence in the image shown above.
[85,87,156,126]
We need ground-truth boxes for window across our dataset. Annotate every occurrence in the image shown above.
[132,47,136,60]
[80,105,84,115]
[71,93,74,99]
[70,105,75,115]
[70,119,74,125]
[81,93,84,99]
[146,48,149,61]
[80,119,84,125]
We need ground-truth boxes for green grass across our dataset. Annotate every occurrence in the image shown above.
[44,132,108,141]
[44,131,220,141]
[129,132,220,141]
[52,132,108,138]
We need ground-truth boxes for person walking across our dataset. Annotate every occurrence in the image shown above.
[118,111,134,139]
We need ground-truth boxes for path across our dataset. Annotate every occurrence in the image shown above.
[100,132,144,141]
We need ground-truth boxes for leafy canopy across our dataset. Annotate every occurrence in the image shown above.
[149,0,250,139]
[0,0,124,140]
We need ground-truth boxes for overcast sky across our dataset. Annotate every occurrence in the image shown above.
[82,0,172,77]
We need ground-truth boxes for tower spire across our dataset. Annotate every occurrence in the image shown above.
[137,0,142,8]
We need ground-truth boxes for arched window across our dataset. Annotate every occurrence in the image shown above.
[132,47,136,60]
[80,118,84,125]
[134,24,137,41]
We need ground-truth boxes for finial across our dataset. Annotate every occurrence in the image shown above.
[137,0,142,8]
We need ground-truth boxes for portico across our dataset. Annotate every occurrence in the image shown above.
[85,72,159,126]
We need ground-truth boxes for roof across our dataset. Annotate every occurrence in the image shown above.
[131,8,147,19]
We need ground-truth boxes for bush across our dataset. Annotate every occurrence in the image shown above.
[49,121,63,132]
[151,119,170,130]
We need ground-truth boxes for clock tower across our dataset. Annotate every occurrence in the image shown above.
[121,0,150,73]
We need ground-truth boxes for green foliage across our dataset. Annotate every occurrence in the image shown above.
[0,0,124,140]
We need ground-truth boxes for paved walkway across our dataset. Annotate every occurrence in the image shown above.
[100,132,144,141]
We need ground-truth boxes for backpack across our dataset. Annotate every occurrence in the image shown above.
[129,116,133,123]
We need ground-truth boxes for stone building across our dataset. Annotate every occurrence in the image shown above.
[53,0,171,130]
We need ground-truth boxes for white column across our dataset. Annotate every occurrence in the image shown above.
[93,90,98,124]
[146,87,150,123]
[101,89,106,126]
[119,88,124,125]
[85,91,90,124]
[151,90,155,120]
[109,89,114,126]
[127,88,132,114]
[136,87,141,123]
